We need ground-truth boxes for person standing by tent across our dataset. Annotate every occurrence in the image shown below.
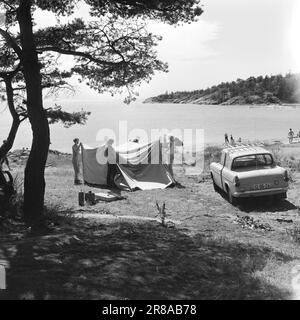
[72,138,82,185]
[168,136,175,177]
[105,139,118,188]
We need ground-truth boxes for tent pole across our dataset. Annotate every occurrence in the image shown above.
[159,139,162,164]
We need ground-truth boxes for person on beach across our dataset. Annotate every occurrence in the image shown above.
[0,140,11,171]
[230,134,235,145]
[72,138,82,185]
[288,129,294,144]
[224,133,229,144]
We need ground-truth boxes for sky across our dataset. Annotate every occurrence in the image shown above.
[136,0,300,98]
[30,0,300,101]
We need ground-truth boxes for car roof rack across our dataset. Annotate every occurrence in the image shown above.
[224,142,266,154]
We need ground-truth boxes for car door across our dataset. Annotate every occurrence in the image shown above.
[211,152,226,188]
[221,155,234,190]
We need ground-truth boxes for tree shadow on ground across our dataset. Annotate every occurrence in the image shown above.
[0,218,293,300]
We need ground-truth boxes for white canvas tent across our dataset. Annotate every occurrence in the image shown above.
[81,140,175,191]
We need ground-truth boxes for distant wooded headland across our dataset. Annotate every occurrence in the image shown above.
[144,73,300,105]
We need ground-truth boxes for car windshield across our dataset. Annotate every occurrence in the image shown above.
[231,153,274,170]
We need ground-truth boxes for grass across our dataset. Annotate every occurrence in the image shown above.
[266,143,300,173]
[1,144,300,299]
[202,145,222,174]
[286,226,300,244]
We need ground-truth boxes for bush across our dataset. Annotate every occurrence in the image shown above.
[286,225,300,243]
[203,146,222,173]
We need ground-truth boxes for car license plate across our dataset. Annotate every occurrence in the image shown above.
[253,183,271,190]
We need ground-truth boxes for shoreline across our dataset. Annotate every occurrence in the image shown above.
[9,138,300,154]
[143,101,300,108]
[7,138,300,171]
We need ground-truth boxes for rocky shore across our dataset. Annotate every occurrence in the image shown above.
[144,93,283,105]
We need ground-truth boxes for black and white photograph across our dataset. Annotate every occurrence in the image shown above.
[1,0,300,304]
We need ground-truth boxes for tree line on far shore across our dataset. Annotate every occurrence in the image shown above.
[146,73,300,105]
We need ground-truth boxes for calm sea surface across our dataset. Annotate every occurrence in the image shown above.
[0,101,300,153]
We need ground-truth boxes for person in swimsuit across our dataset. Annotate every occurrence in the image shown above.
[288,128,294,144]
[230,134,235,145]
[224,133,229,144]
[72,138,82,185]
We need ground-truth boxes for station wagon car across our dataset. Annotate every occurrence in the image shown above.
[210,145,289,205]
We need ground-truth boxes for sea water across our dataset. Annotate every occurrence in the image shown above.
[0,100,300,153]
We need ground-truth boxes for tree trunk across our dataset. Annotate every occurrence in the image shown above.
[0,78,21,159]
[17,0,50,227]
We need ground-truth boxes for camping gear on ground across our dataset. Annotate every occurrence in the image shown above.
[78,191,85,206]
[78,190,125,205]
[81,140,175,191]
[95,191,126,202]
[0,170,14,213]
[85,191,96,205]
